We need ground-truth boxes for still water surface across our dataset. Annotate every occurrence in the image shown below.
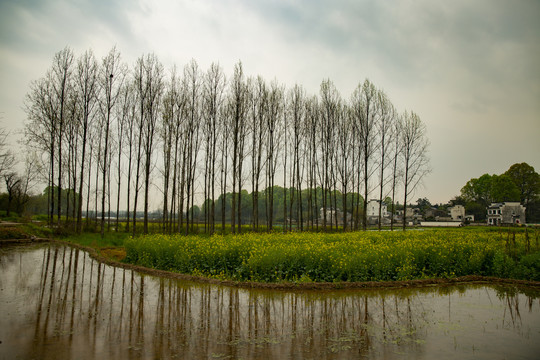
[1,243,539,359]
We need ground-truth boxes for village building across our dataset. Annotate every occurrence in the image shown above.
[405,207,422,220]
[395,207,423,224]
[448,205,465,221]
[319,207,352,226]
[424,207,437,219]
[366,199,388,217]
[487,202,526,225]
[366,199,390,225]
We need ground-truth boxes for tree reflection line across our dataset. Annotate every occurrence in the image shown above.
[20,244,540,359]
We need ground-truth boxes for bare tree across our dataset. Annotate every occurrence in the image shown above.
[218,101,230,231]
[85,127,97,228]
[121,83,137,233]
[171,79,188,233]
[114,80,134,231]
[132,53,164,235]
[202,63,226,234]
[98,47,125,238]
[228,62,248,233]
[142,54,164,234]
[1,131,18,217]
[304,96,319,230]
[375,90,396,230]
[51,47,74,225]
[288,85,306,231]
[351,79,379,230]
[265,80,284,231]
[336,104,352,231]
[400,111,430,230]
[282,93,288,232]
[24,71,57,225]
[4,172,20,217]
[161,67,178,232]
[389,114,403,230]
[14,154,39,216]
[74,50,98,233]
[182,60,201,234]
[132,57,146,235]
[0,128,16,179]
[319,79,340,231]
[63,89,81,225]
[248,76,268,231]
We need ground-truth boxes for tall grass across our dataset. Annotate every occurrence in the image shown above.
[124,229,540,282]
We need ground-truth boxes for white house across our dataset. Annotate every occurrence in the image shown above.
[487,202,526,225]
[366,199,388,218]
[448,205,465,221]
[366,199,391,225]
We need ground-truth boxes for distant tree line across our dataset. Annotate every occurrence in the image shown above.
[454,162,540,222]
[23,46,430,235]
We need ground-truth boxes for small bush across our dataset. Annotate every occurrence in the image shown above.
[513,252,540,281]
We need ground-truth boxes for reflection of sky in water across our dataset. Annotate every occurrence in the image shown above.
[1,243,539,359]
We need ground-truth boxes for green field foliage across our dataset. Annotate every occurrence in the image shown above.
[124,228,540,283]
[62,232,129,248]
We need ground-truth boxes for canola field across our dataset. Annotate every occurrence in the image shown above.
[124,229,540,282]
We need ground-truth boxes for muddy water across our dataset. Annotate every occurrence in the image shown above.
[1,244,539,359]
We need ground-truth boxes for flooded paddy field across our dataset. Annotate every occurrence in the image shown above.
[1,243,539,359]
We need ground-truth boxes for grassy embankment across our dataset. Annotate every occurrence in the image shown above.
[2,220,539,283]
[123,227,540,283]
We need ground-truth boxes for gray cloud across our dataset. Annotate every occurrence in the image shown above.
[1,0,539,204]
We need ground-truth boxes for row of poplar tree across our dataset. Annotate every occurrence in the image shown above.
[24,47,430,236]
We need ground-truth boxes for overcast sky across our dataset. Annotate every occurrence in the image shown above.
[1,0,539,205]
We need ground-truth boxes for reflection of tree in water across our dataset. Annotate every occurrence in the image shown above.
[21,245,429,358]
[2,244,538,359]
[30,248,430,358]
[493,285,540,334]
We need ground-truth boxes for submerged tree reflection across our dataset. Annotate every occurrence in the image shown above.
[0,244,539,360]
